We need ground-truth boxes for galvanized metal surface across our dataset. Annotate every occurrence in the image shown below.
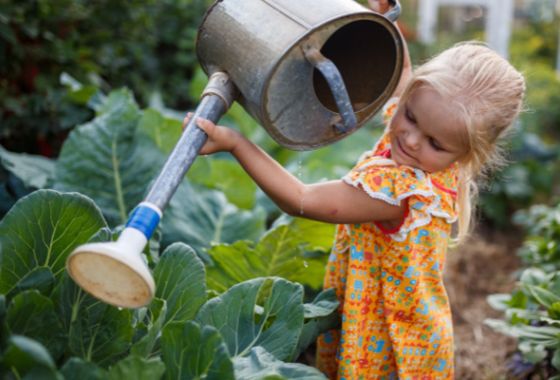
[145,72,235,210]
[197,0,404,150]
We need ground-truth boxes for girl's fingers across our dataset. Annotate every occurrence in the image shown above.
[196,118,214,133]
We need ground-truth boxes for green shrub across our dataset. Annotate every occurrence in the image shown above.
[486,203,560,379]
[0,0,209,155]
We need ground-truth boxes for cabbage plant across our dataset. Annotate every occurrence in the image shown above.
[0,189,338,379]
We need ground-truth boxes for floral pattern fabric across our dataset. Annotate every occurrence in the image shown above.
[316,99,457,379]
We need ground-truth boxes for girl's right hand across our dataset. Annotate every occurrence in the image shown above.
[367,0,391,13]
[182,112,241,155]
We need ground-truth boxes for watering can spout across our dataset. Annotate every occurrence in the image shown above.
[66,72,237,308]
[66,226,156,308]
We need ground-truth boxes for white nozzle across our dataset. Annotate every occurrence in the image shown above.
[66,227,155,308]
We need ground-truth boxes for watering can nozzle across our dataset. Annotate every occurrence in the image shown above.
[67,74,236,308]
[67,227,156,308]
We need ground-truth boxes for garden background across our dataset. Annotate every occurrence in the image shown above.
[1,0,560,379]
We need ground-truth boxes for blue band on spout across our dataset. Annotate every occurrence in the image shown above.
[125,205,161,239]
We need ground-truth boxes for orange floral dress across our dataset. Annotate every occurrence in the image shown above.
[316,100,457,380]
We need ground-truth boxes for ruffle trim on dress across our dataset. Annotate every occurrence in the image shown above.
[342,163,457,242]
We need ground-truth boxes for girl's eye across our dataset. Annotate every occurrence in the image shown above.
[429,138,444,151]
[405,108,416,123]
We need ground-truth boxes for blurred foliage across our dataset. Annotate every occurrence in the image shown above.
[514,203,560,271]
[486,203,560,379]
[0,0,210,155]
[482,14,560,227]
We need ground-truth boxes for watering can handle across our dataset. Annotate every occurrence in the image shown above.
[385,0,401,22]
[303,46,357,134]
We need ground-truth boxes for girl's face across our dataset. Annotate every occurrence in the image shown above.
[388,86,469,173]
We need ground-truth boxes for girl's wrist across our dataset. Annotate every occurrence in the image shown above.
[228,129,243,154]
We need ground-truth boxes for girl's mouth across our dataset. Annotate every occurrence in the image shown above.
[396,138,416,161]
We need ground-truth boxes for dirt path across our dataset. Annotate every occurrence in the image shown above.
[445,227,524,379]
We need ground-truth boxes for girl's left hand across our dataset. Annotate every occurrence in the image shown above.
[182,112,241,155]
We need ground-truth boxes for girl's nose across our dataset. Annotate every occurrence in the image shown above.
[403,130,421,151]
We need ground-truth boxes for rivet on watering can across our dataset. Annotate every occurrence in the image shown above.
[330,116,347,134]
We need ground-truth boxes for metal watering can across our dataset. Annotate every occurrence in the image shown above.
[66,0,404,308]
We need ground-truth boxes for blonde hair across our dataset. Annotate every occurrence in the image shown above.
[399,42,526,243]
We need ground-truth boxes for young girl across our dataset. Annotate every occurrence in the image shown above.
[183,5,525,379]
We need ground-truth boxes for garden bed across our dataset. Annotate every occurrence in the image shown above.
[446,227,523,379]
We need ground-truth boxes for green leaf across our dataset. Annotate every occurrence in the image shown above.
[130,298,167,358]
[0,293,5,322]
[3,335,56,375]
[552,348,560,371]
[504,307,542,323]
[161,181,266,261]
[487,320,560,347]
[486,293,512,311]
[284,124,381,184]
[518,340,548,364]
[295,289,340,360]
[161,321,234,380]
[273,216,335,253]
[484,318,518,337]
[206,223,327,293]
[549,302,560,320]
[57,276,134,366]
[8,267,55,298]
[189,158,257,209]
[60,358,107,380]
[196,277,304,361]
[233,347,327,380]
[135,108,181,155]
[153,243,207,324]
[524,284,560,309]
[54,89,158,225]
[0,146,55,189]
[0,190,107,296]
[6,290,66,361]
[303,288,339,319]
[520,268,549,287]
[108,355,165,380]
[205,241,268,293]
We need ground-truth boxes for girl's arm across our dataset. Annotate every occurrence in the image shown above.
[192,117,406,225]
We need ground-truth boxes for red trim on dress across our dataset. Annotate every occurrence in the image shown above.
[431,179,457,197]
[378,149,391,159]
[374,199,410,234]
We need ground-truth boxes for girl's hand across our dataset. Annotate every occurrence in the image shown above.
[182,112,241,155]
[367,0,391,13]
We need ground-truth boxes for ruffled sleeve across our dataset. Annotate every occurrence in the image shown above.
[382,97,399,124]
[342,156,458,242]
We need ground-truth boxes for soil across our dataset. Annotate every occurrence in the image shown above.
[445,226,524,380]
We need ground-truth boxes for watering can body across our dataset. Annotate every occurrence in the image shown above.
[197,0,404,150]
